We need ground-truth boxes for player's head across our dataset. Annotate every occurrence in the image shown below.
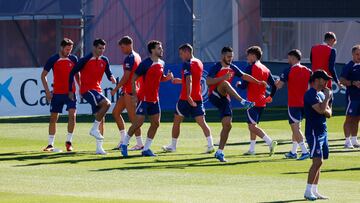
[118,36,133,55]
[178,43,193,61]
[310,70,332,90]
[60,38,74,57]
[221,46,234,66]
[93,38,106,56]
[148,40,163,58]
[324,32,337,47]
[246,46,262,64]
[352,45,360,63]
[287,49,301,65]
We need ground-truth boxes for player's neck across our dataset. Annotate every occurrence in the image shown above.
[150,55,160,62]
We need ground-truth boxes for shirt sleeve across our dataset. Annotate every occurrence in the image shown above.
[183,61,192,77]
[231,64,244,78]
[305,91,320,106]
[135,61,148,76]
[328,48,339,83]
[207,63,220,78]
[43,55,57,72]
[69,56,88,92]
[267,73,277,97]
[280,67,291,82]
[123,55,135,71]
[340,62,351,79]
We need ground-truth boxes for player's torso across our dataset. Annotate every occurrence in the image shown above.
[346,65,360,101]
[209,65,236,94]
[247,62,269,106]
[311,44,331,73]
[304,89,327,132]
[142,61,164,102]
[80,57,107,93]
[52,57,76,94]
[123,52,141,94]
[287,65,311,107]
[180,58,203,101]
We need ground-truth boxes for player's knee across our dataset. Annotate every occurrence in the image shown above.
[223,122,232,130]
[151,120,160,128]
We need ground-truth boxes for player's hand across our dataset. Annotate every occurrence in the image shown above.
[264,96,272,103]
[323,88,332,99]
[111,89,117,96]
[353,81,360,88]
[68,92,75,101]
[187,96,197,107]
[235,81,241,88]
[166,70,174,80]
[110,76,116,84]
[45,91,52,103]
[222,71,232,81]
[337,82,345,89]
[259,80,267,87]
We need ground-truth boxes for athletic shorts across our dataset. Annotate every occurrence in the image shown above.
[246,107,264,124]
[136,101,160,116]
[50,94,77,113]
[175,100,205,118]
[209,90,232,119]
[82,90,108,114]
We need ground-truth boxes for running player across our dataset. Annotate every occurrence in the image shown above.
[275,49,311,160]
[111,36,144,151]
[207,46,266,162]
[69,38,116,155]
[162,43,214,153]
[310,32,340,89]
[120,40,173,157]
[41,38,78,152]
[240,46,278,156]
[303,70,332,201]
[340,45,360,148]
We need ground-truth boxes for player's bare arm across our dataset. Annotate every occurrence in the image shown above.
[111,70,131,96]
[241,73,267,87]
[40,70,52,103]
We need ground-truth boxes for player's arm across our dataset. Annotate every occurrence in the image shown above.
[69,58,86,100]
[328,49,340,84]
[41,58,55,103]
[111,70,131,95]
[104,58,116,84]
[171,78,182,84]
[311,89,332,116]
[241,74,266,86]
[185,75,197,107]
[267,74,277,99]
[161,70,174,82]
[276,67,290,89]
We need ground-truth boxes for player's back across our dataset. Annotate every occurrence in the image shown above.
[247,61,270,107]
[287,64,311,107]
[311,44,332,73]
[123,51,141,94]
[180,57,203,101]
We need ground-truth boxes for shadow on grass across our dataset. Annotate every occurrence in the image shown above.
[282,166,360,175]
[259,199,305,203]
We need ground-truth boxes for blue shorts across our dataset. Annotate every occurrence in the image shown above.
[136,101,160,116]
[82,90,108,114]
[246,107,264,124]
[50,94,77,113]
[175,100,205,118]
[209,90,232,119]
[288,107,304,124]
[345,99,360,116]
[306,130,329,160]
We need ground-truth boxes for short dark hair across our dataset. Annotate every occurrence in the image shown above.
[288,49,302,61]
[147,40,161,54]
[310,70,333,83]
[93,38,106,47]
[324,32,336,41]
[118,36,133,45]
[178,43,193,54]
[60,38,74,47]
[246,46,262,60]
[352,45,360,53]
[221,46,233,55]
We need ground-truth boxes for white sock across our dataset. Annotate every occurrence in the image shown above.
[305,184,313,193]
[262,135,272,146]
[92,120,101,131]
[312,184,318,194]
[123,134,131,145]
[136,135,143,146]
[206,135,214,147]
[171,138,178,149]
[299,141,308,154]
[291,141,298,154]
[66,133,73,142]
[96,139,103,149]
[48,135,55,146]
[249,140,256,152]
[119,130,126,143]
[345,137,352,145]
[143,137,153,151]
[216,149,223,154]
[351,136,358,144]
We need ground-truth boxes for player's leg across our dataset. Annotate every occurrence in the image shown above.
[285,107,299,158]
[195,115,214,153]
[216,81,253,107]
[304,157,323,200]
[121,112,145,157]
[44,112,59,151]
[291,122,309,160]
[214,116,232,162]
[344,115,354,148]
[350,114,360,147]
[125,94,144,150]
[65,108,76,152]
[163,114,183,152]
[142,112,160,157]
[112,95,126,149]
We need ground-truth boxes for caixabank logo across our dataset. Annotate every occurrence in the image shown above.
[0,77,16,107]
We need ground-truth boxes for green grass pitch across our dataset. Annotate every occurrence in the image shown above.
[0,114,359,202]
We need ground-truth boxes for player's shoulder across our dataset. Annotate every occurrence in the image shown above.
[48,53,60,62]
[68,54,78,62]
[100,55,110,63]
[346,60,355,67]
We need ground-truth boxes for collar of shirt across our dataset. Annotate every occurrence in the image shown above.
[291,63,301,68]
